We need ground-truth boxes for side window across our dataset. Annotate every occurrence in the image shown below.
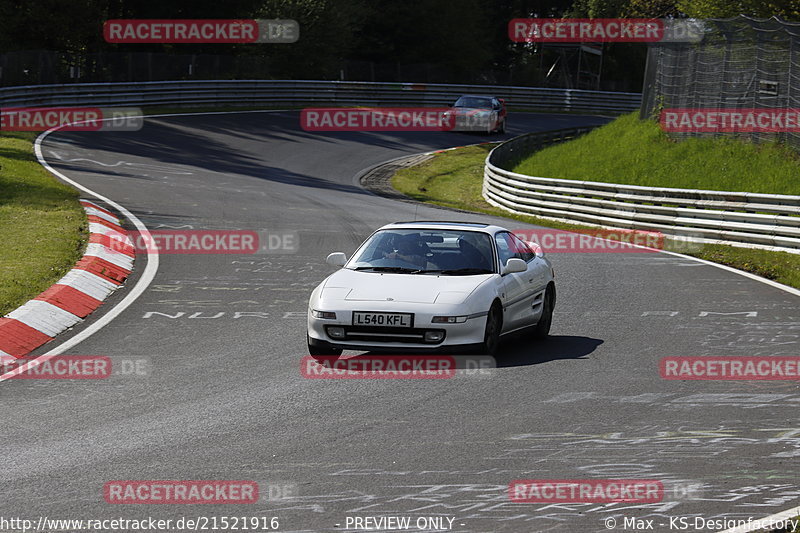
[509,233,535,262]
[495,232,523,265]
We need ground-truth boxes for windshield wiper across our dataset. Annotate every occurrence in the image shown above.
[413,268,494,275]
[352,266,418,273]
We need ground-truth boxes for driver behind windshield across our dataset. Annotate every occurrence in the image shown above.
[383,234,427,268]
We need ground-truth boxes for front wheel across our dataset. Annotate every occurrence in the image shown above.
[532,285,555,339]
[481,303,503,356]
[308,335,343,356]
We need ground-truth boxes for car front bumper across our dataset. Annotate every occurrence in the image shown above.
[308,309,488,352]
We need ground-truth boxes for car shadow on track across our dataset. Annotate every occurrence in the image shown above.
[494,335,603,368]
[349,335,602,369]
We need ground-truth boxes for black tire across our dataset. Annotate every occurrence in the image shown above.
[498,118,506,134]
[307,335,343,357]
[481,303,503,356]
[532,285,555,339]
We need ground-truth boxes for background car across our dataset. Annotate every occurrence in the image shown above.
[307,221,555,356]
[443,95,507,134]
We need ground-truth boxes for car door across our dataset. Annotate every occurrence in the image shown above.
[497,98,507,120]
[491,98,501,129]
[494,232,529,331]
[508,232,549,323]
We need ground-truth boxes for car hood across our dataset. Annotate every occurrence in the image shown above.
[321,269,492,304]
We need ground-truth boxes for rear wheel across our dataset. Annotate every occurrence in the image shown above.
[532,285,555,339]
[307,335,343,357]
[498,118,506,134]
[481,303,503,356]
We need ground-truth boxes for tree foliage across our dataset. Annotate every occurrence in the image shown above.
[676,0,800,19]
[0,0,795,88]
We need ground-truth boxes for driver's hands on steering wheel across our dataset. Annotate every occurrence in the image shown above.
[383,250,406,261]
[383,249,424,266]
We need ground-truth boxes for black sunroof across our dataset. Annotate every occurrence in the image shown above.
[391,221,489,227]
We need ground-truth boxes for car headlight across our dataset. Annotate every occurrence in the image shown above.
[311,309,337,319]
[432,316,468,324]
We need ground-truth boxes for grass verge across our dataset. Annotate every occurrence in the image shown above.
[392,143,800,290]
[0,131,87,316]
[513,112,800,196]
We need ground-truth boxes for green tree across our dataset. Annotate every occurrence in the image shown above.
[623,0,681,17]
[567,0,629,17]
[249,0,367,79]
[676,0,800,19]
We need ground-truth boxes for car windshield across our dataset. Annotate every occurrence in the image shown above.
[454,97,493,109]
[348,229,495,274]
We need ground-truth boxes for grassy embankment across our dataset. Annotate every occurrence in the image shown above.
[392,113,800,289]
[0,131,87,316]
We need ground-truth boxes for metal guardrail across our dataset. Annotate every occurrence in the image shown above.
[4,78,794,252]
[484,129,800,253]
[0,79,641,113]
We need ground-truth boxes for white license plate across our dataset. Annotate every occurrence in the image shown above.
[353,312,413,327]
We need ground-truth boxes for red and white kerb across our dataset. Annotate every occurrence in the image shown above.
[0,200,133,361]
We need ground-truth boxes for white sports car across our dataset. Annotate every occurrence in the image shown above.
[307,222,556,356]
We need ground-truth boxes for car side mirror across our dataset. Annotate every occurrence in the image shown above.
[502,258,527,274]
[529,242,545,258]
[326,252,347,267]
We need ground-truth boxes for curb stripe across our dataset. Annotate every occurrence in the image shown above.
[87,215,125,233]
[34,285,103,318]
[55,269,119,301]
[89,234,135,257]
[84,243,135,270]
[80,200,115,218]
[83,205,121,224]
[0,318,54,357]
[6,300,82,338]
[88,222,127,240]
[74,256,129,284]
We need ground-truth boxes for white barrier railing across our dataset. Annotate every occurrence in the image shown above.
[0,79,641,113]
[483,128,800,253]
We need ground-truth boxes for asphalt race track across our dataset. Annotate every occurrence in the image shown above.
[1,111,799,532]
